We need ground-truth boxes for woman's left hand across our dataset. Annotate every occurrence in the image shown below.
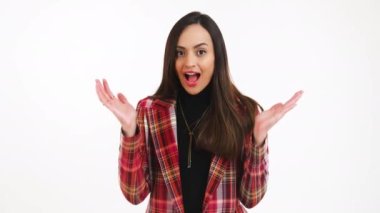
[254,90,304,145]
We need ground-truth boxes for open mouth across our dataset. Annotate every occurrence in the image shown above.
[184,72,201,82]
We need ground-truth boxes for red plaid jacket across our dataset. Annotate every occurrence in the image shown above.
[119,97,268,212]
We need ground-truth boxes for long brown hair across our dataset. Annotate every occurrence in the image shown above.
[153,11,260,159]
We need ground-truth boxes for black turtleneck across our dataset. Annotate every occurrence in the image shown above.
[176,84,213,213]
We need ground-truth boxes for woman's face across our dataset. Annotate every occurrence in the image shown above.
[175,24,215,95]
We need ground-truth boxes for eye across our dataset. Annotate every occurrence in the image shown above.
[197,49,207,56]
[176,50,184,57]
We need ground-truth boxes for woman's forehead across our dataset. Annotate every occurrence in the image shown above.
[177,24,213,48]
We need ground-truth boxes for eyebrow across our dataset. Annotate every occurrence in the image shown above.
[176,42,208,49]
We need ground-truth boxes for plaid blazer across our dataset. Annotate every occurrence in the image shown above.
[119,97,268,213]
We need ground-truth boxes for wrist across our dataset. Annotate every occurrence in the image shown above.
[253,125,267,146]
[121,125,136,137]
[254,135,267,147]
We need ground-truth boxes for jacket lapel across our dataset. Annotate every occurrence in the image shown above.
[146,99,184,212]
[146,98,229,212]
[203,155,228,208]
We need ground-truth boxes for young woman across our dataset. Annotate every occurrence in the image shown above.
[96,11,303,213]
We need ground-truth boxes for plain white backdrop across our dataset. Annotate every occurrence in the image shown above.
[1,0,379,212]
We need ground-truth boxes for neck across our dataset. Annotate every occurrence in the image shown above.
[177,84,211,124]
[178,84,211,106]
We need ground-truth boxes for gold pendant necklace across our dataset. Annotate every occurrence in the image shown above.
[178,99,209,168]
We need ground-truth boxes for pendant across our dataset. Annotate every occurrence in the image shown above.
[187,132,193,168]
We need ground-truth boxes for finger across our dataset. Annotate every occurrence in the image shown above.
[95,80,107,103]
[284,90,303,108]
[282,91,303,114]
[117,93,128,104]
[282,103,297,114]
[99,79,115,103]
[103,79,115,99]
[96,80,111,105]
[284,90,302,106]
[269,103,283,113]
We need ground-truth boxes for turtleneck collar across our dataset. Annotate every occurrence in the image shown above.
[177,83,212,108]
[177,83,212,126]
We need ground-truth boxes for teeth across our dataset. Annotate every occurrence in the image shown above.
[184,72,200,81]
[185,72,197,76]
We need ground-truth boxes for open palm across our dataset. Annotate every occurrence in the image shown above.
[95,79,137,136]
[254,90,303,144]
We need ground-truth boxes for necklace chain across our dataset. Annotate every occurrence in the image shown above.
[178,98,209,168]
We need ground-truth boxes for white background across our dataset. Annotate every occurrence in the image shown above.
[1,0,379,212]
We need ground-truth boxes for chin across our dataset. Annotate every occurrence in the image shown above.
[185,88,200,95]
[182,85,203,95]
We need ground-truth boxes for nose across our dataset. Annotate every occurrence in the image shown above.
[184,52,196,68]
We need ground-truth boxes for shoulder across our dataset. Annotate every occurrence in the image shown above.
[137,96,176,110]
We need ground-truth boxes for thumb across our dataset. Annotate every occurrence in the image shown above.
[117,93,128,104]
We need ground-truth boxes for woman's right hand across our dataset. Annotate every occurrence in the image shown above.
[95,79,137,137]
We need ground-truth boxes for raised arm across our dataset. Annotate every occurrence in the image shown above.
[239,90,303,208]
[95,78,150,204]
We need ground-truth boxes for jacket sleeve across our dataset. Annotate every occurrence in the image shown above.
[118,100,151,204]
[239,107,269,208]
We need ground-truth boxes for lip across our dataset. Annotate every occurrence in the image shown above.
[183,71,201,87]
